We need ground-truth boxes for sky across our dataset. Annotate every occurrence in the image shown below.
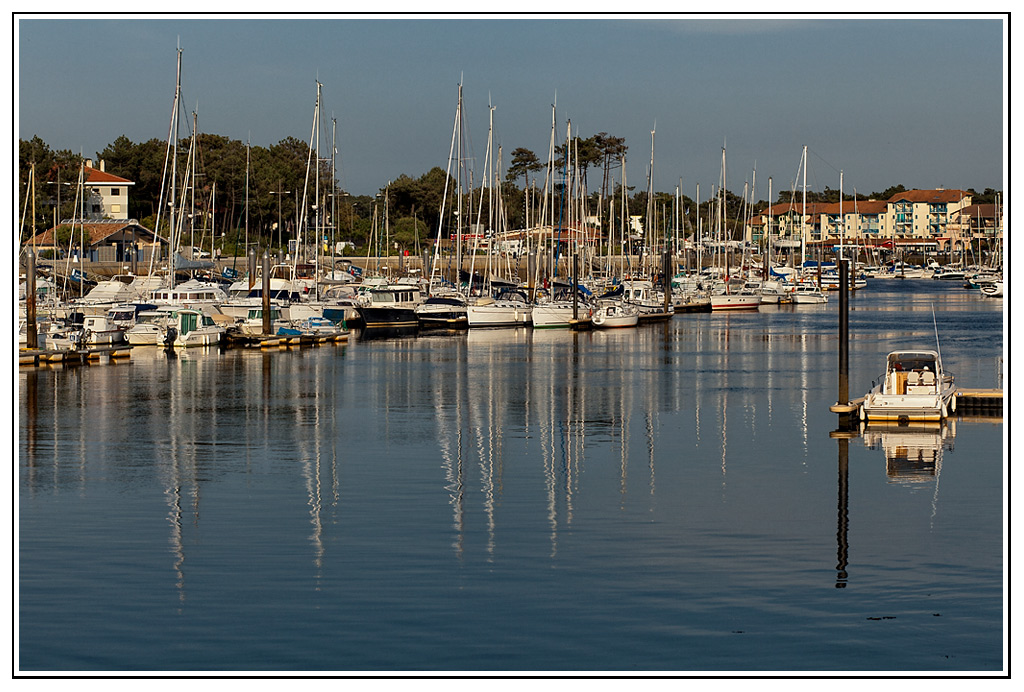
[15,13,1006,202]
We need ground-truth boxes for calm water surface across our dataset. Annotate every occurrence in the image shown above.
[18,280,1004,672]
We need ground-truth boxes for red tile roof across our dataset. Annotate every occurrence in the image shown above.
[28,221,158,247]
[886,189,968,204]
[818,200,889,215]
[84,166,134,185]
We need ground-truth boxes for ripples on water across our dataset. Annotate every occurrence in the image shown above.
[19,280,1004,672]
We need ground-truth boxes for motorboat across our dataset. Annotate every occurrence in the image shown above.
[619,280,674,320]
[166,308,225,347]
[147,278,229,315]
[931,266,967,281]
[48,314,127,350]
[106,302,159,329]
[791,284,828,304]
[591,300,639,329]
[237,306,293,336]
[126,308,177,345]
[276,316,348,338]
[416,292,469,330]
[860,350,956,423]
[356,284,423,330]
[708,280,761,311]
[127,307,225,347]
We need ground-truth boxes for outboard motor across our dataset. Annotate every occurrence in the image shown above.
[163,327,178,348]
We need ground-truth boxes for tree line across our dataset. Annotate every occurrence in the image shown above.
[19,134,1002,255]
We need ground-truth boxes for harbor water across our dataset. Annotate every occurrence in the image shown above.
[18,280,1005,673]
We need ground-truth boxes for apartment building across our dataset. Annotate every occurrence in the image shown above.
[750,189,986,251]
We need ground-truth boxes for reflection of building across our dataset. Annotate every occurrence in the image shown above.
[862,422,956,485]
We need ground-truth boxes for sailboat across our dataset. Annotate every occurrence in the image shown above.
[709,146,759,311]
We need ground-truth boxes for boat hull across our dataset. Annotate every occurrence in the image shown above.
[532,303,587,329]
[710,294,760,311]
[467,303,532,328]
[358,306,419,329]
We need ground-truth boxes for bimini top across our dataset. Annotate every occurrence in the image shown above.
[887,351,940,372]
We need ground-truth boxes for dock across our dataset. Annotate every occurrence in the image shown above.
[830,389,1003,417]
[222,330,350,349]
[19,344,133,367]
[954,388,1003,415]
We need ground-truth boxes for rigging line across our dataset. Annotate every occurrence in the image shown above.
[806,146,844,177]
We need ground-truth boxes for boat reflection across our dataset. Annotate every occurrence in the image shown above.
[861,420,956,485]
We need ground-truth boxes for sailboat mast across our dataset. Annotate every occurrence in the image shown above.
[766,176,772,278]
[801,144,807,267]
[315,81,322,268]
[169,47,182,291]
[838,170,844,262]
[244,138,250,256]
[431,81,462,287]
[645,126,655,278]
[456,82,464,292]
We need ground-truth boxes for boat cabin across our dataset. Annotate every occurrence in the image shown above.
[885,351,941,395]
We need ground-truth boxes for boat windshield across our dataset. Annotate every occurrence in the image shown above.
[889,355,937,372]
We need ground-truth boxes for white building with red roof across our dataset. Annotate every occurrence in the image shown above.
[82,159,133,220]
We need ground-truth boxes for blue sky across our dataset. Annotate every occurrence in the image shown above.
[16,14,1006,200]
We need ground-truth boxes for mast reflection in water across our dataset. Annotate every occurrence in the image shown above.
[19,281,1003,672]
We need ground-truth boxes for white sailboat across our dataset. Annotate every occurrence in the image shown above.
[709,146,759,311]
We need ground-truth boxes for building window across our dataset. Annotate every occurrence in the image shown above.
[111,188,121,196]
[111,204,121,213]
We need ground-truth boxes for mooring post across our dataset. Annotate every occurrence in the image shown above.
[26,251,38,349]
[262,251,271,336]
[838,258,850,409]
[572,252,579,321]
[528,249,537,303]
[248,249,258,291]
[663,244,672,314]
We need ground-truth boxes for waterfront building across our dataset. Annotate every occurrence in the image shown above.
[749,189,997,257]
[81,159,134,220]
[27,219,164,266]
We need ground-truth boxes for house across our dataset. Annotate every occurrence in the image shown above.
[81,159,134,220]
[28,219,165,265]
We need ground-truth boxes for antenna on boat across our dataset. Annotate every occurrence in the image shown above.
[932,305,943,369]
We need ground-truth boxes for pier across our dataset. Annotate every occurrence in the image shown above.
[19,344,133,367]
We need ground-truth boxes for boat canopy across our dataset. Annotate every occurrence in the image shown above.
[887,351,939,372]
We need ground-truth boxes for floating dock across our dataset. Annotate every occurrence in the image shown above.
[222,330,350,349]
[830,388,1003,417]
[19,344,133,367]
[954,388,1003,415]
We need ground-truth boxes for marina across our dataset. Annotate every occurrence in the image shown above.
[16,14,1005,676]
[18,278,1004,672]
